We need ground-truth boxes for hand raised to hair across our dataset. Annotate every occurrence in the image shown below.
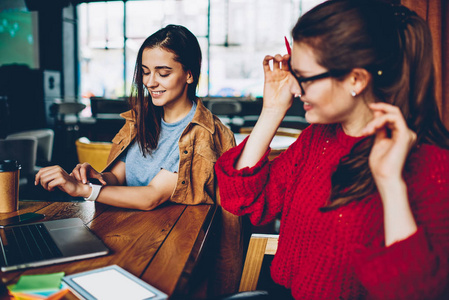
[361,102,417,186]
[262,54,295,113]
[234,54,296,170]
[70,163,107,186]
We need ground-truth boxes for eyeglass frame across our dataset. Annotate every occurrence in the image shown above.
[288,59,350,97]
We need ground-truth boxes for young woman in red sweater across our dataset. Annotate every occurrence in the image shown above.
[215,0,449,299]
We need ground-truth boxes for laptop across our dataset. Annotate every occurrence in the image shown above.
[0,218,110,272]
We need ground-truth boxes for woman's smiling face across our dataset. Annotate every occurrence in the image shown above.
[142,47,193,108]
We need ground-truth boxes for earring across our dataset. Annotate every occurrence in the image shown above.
[351,90,357,97]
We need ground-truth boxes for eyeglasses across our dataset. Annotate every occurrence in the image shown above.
[288,59,349,97]
[292,71,333,97]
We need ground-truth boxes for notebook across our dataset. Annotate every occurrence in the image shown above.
[0,218,109,272]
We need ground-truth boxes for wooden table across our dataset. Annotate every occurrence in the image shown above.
[0,199,217,299]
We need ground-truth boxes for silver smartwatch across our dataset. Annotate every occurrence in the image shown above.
[84,183,102,201]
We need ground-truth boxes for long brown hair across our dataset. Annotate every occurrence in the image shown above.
[291,0,449,211]
[129,25,202,156]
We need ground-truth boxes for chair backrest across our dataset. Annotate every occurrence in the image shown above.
[50,102,86,125]
[239,234,279,292]
[208,100,242,116]
[238,127,301,160]
[207,100,244,132]
[6,129,54,166]
[90,97,128,118]
[0,137,37,179]
[75,137,113,172]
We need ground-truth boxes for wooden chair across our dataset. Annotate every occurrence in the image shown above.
[239,234,279,292]
[75,137,112,171]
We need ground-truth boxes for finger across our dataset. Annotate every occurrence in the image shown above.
[71,164,83,182]
[46,179,60,192]
[95,174,107,186]
[362,108,407,136]
[373,125,388,144]
[281,55,291,71]
[70,171,82,182]
[39,174,53,191]
[410,130,417,145]
[38,167,68,190]
[80,163,90,184]
[364,114,398,135]
[90,175,107,186]
[47,176,70,193]
[368,102,402,115]
[35,166,58,187]
[361,110,383,136]
[367,103,407,133]
[272,54,283,70]
[35,170,42,185]
[405,129,417,150]
[38,172,57,190]
[49,170,81,194]
[263,55,274,73]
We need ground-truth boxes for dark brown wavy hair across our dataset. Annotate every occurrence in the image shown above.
[291,0,449,211]
[129,25,202,156]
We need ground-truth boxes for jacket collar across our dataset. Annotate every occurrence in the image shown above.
[191,98,215,134]
[120,110,134,122]
[119,98,216,134]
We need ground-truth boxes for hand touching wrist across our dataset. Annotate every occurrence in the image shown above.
[80,183,94,198]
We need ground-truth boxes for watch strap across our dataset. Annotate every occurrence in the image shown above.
[84,183,102,201]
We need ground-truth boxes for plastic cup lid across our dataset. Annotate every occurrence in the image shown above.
[0,160,22,172]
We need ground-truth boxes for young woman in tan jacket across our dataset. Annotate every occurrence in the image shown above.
[35,25,245,296]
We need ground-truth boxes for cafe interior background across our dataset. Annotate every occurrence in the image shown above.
[0,0,448,233]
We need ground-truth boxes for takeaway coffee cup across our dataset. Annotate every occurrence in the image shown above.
[0,160,21,213]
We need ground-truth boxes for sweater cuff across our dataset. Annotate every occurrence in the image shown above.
[216,135,270,177]
[356,228,430,268]
[215,136,272,215]
[354,228,437,298]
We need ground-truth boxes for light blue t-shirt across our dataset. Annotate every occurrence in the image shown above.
[123,101,197,186]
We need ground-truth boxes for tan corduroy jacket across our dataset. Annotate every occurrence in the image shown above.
[103,99,245,296]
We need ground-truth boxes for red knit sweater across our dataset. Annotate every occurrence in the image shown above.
[215,124,449,300]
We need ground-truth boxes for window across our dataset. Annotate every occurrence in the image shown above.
[78,0,325,100]
[78,1,124,98]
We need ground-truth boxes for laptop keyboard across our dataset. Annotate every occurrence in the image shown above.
[2,223,63,265]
